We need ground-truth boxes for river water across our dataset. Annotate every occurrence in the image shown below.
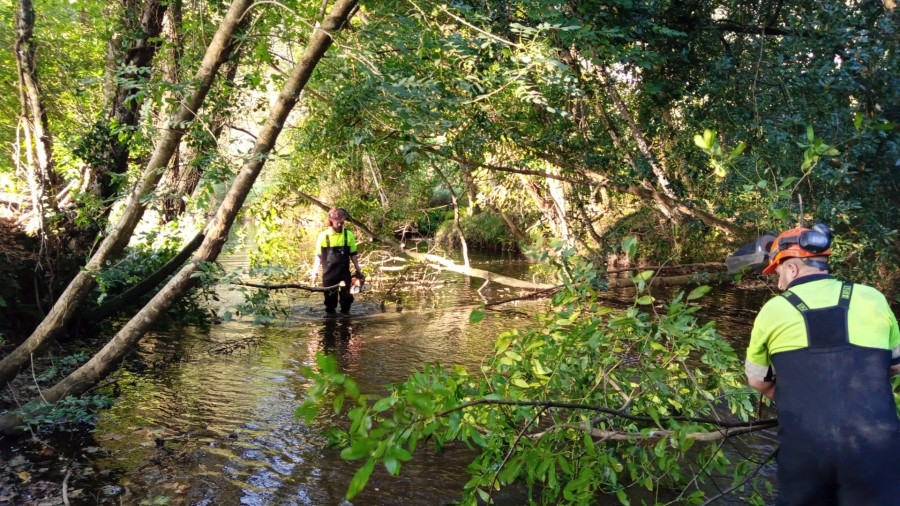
[6,255,779,505]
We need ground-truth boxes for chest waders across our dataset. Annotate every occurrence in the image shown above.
[770,283,900,505]
[320,230,353,313]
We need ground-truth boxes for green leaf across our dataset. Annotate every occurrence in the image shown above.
[347,457,376,499]
[729,141,746,160]
[636,295,654,305]
[511,378,531,388]
[693,133,708,149]
[853,112,863,131]
[615,487,630,505]
[686,285,712,301]
[470,307,485,323]
[622,236,638,259]
[806,125,815,143]
[341,439,372,460]
[384,456,399,475]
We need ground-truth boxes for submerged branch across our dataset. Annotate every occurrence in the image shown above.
[232,281,344,292]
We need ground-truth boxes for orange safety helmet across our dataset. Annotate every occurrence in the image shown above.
[762,225,832,274]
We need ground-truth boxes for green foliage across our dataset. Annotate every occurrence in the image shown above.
[91,230,213,325]
[15,394,113,433]
[436,211,518,251]
[299,240,761,504]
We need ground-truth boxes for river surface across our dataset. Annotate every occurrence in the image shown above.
[6,254,779,505]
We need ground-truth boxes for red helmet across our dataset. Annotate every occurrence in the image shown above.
[327,208,350,227]
[762,225,832,274]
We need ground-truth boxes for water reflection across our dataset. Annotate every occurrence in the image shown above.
[313,318,363,372]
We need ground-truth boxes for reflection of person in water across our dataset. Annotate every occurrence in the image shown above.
[316,318,361,370]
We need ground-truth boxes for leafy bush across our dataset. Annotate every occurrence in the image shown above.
[435,212,518,251]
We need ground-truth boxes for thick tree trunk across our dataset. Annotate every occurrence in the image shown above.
[0,0,360,434]
[94,0,168,201]
[0,0,255,391]
[14,0,60,225]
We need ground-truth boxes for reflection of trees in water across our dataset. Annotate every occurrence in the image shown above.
[306,318,363,372]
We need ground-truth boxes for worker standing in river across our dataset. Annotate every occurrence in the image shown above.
[309,208,363,314]
[744,224,900,505]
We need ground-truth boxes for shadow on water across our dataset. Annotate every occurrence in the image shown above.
[5,257,782,505]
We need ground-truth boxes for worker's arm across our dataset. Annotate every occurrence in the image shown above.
[889,363,900,376]
[351,254,362,277]
[748,379,775,401]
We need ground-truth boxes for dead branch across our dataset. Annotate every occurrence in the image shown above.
[231,281,344,292]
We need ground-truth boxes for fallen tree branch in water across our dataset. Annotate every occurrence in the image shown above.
[606,272,731,289]
[606,262,726,275]
[232,281,344,292]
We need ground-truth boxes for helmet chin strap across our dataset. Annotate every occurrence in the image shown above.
[801,258,829,271]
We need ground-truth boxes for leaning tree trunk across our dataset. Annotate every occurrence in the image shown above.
[0,0,360,434]
[14,0,61,226]
[0,0,255,391]
[597,65,677,201]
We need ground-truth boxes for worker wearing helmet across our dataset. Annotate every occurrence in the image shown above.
[309,208,363,314]
[745,224,900,504]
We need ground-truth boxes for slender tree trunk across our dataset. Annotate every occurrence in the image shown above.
[80,231,205,321]
[0,0,255,391]
[484,201,527,242]
[14,0,60,226]
[519,174,569,241]
[0,0,360,433]
[598,66,677,200]
[436,167,469,267]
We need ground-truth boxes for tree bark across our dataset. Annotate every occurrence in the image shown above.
[0,0,255,391]
[0,0,361,434]
[93,0,169,201]
[435,167,470,267]
[14,0,61,225]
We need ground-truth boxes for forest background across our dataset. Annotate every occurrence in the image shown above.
[0,0,898,503]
